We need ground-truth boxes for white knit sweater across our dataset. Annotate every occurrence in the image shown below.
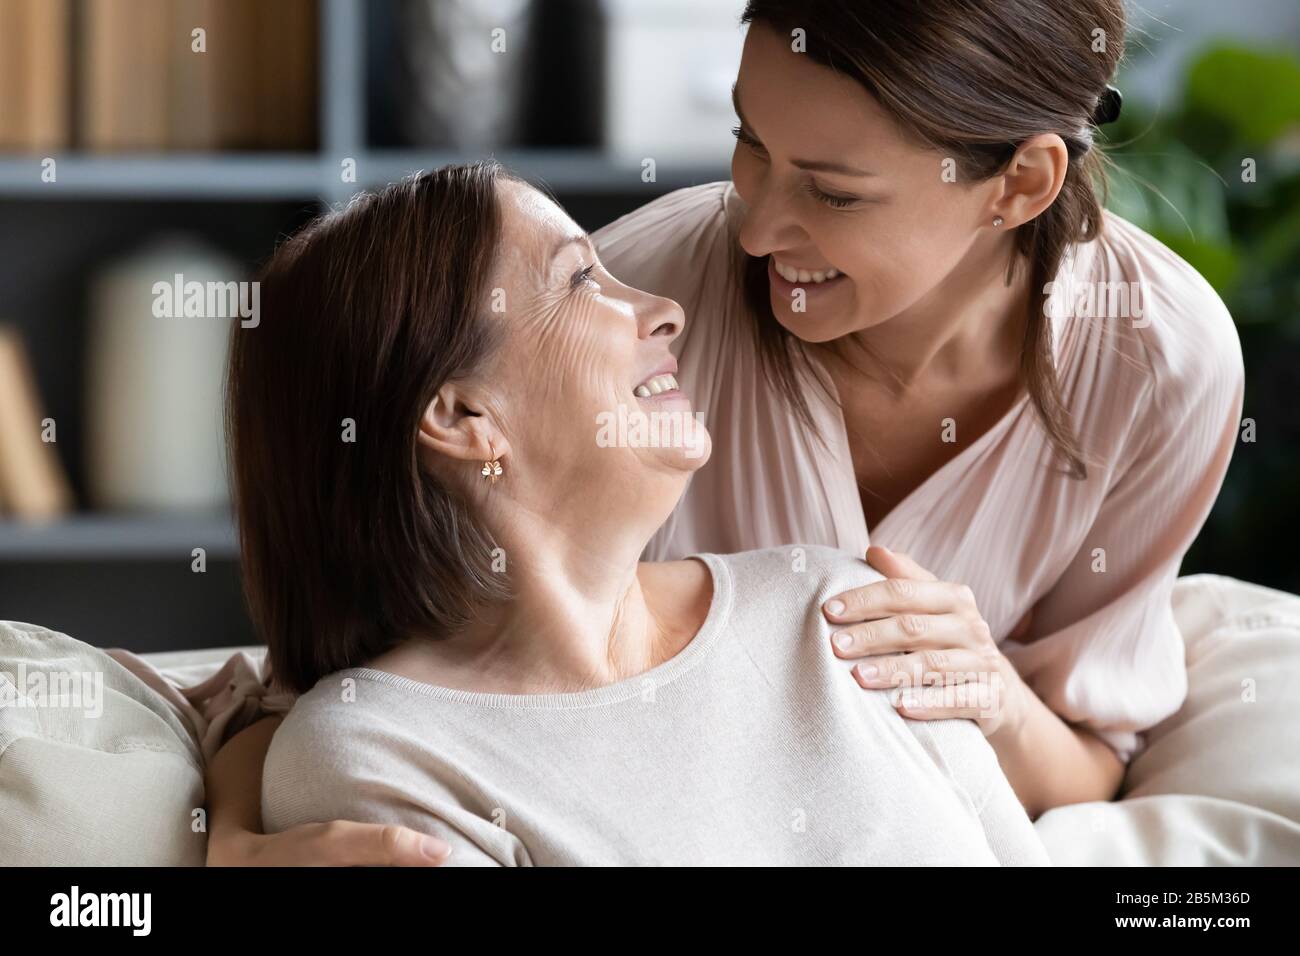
[263,545,1050,866]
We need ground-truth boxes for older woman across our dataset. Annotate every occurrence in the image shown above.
[240,163,1047,865]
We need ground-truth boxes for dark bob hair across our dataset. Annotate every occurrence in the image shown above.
[227,162,517,694]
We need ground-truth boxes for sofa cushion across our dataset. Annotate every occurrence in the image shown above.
[1035,574,1300,865]
[0,620,207,866]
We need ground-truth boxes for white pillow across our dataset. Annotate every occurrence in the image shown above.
[1035,574,1300,865]
[0,621,208,866]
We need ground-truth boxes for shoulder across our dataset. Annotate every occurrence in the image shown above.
[706,544,882,605]
[591,182,740,307]
[262,669,461,834]
[592,181,732,255]
[264,673,397,790]
[1094,211,1244,418]
[261,675,524,863]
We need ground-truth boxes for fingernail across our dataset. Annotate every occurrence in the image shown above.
[899,691,918,708]
[832,631,853,651]
[421,836,451,860]
[824,599,845,616]
[856,663,878,680]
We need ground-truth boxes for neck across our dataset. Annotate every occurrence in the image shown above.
[847,238,1028,389]
[434,492,684,694]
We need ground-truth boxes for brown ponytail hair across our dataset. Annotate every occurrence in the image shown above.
[739,0,1127,479]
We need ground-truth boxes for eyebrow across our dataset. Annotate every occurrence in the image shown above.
[731,83,878,178]
[550,233,591,263]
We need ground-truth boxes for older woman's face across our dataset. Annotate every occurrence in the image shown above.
[483,180,711,513]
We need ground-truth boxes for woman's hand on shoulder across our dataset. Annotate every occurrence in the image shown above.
[820,545,1031,740]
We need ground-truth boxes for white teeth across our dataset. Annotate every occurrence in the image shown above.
[773,259,842,284]
[633,373,678,398]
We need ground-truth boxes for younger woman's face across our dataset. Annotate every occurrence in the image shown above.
[730,24,999,342]
[481,180,711,519]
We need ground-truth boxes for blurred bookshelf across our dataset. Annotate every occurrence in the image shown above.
[0,154,325,199]
[0,0,733,650]
[0,512,236,561]
[0,150,730,200]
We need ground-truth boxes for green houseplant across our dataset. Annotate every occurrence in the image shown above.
[1103,43,1300,591]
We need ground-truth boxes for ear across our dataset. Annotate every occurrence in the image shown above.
[989,133,1069,229]
[416,382,510,465]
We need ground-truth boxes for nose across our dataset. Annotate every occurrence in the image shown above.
[636,292,685,343]
[736,177,803,258]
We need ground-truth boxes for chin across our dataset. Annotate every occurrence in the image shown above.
[769,298,853,344]
[594,398,711,472]
[770,294,894,344]
[656,420,712,473]
[679,431,712,470]
[653,423,712,473]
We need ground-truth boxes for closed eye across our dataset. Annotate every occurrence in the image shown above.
[802,181,859,209]
[571,263,597,288]
[731,125,766,153]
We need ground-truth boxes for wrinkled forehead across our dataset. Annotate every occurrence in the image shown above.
[492,178,582,291]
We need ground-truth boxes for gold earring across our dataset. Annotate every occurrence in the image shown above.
[992,216,1005,227]
[480,443,503,483]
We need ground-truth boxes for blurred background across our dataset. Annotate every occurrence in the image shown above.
[0,0,1295,651]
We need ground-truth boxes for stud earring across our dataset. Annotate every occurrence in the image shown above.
[480,442,503,483]
[992,216,1005,227]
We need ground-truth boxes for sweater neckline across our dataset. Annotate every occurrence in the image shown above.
[339,553,734,710]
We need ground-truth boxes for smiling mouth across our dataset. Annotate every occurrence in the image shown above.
[633,372,680,399]
[769,257,848,289]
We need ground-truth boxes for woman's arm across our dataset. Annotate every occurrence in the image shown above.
[204,715,451,866]
[824,546,1121,817]
[985,671,1125,819]
[826,340,1243,815]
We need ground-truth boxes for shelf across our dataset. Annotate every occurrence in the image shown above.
[0,154,327,200]
[0,512,238,561]
[0,1,740,203]
[0,151,731,201]
[357,150,730,196]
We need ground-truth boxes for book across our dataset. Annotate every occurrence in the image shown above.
[0,324,75,520]
[0,0,72,152]
[171,0,319,150]
[74,0,320,152]
[0,1,20,147]
[79,0,172,150]
[207,0,261,149]
[168,0,219,150]
[255,0,319,150]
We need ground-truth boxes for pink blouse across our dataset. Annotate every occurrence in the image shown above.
[593,181,1244,764]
